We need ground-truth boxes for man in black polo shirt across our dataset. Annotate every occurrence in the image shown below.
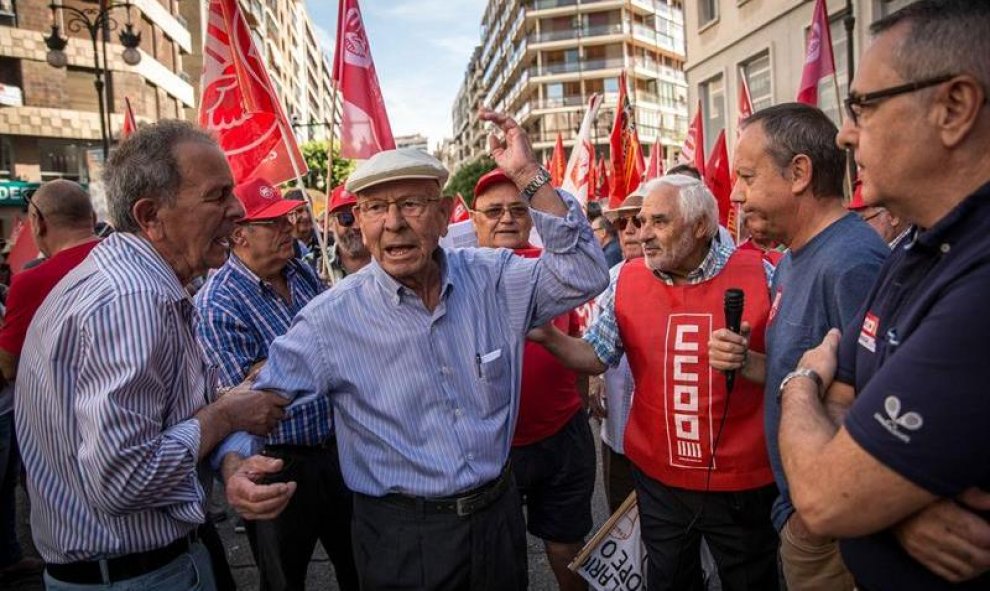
[776,1,990,590]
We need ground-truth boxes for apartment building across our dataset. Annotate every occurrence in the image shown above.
[684,0,918,154]
[0,0,194,230]
[446,0,690,172]
[395,133,430,152]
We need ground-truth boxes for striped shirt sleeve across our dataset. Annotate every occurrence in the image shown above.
[75,293,204,517]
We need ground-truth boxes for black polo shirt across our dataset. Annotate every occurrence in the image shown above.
[834,181,990,590]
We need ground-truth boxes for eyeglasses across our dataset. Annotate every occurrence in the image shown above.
[475,204,530,221]
[24,191,45,222]
[356,197,439,221]
[614,216,642,231]
[843,74,956,126]
[333,210,355,227]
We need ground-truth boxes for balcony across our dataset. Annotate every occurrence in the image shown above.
[535,95,587,109]
[529,0,578,9]
[530,57,624,77]
[529,22,623,44]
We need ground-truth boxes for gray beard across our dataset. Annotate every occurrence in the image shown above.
[336,231,368,258]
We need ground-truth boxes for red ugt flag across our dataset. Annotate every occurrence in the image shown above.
[200,0,306,185]
[796,0,836,106]
[121,96,137,139]
[333,0,395,159]
[679,102,706,177]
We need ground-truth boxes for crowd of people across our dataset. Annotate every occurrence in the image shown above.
[0,0,988,590]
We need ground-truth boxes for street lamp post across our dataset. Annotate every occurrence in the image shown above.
[43,0,142,160]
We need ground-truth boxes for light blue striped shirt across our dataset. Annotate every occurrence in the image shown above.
[214,192,609,497]
[15,233,212,563]
[195,253,330,446]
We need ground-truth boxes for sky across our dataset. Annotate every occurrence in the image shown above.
[305,0,488,151]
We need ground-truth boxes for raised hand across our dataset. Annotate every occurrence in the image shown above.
[478,108,540,188]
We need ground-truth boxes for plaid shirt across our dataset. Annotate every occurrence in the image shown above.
[195,253,330,446]
[585,234,775,366]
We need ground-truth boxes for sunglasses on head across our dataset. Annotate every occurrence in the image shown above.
[614,216,642,231]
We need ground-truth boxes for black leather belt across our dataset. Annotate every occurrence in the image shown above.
[46,532,197,585]
[378,464,512,517]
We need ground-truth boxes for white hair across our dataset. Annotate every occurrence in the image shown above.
[642,174,719,239]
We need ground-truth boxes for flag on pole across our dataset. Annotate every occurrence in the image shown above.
[449,192,470,224]
[121,96,137,139]
[796,0,836,106]
[679,102,706,177]
[704,130,736,237]
[569,493,647,590]
[645,140,664,181]
[333,0,395,159]
[549,133,567,188]
[608,72,645,208]
[6,217,39,274]
[561,93,604,207]
[200,0,307,185]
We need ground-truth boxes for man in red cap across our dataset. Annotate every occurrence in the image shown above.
[195,177,358,591]
[324,185,371,283]
[846,182,910,248]
[471,169,594,591]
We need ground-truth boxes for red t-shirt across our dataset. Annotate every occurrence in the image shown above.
[513,246,584,447]
[0,240,100,356]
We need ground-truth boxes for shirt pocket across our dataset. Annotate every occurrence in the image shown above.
[476,346,511,418]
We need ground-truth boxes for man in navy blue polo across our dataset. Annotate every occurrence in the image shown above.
[776,1,990,590]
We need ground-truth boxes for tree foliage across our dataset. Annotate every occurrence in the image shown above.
[444,155,497,206]
[299,140,356,189]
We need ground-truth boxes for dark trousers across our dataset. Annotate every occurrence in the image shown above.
[632,467,779,591]
[246,441,358,591]
[602,443,635,514]
[0,412,23,568]
[351,477,528,591]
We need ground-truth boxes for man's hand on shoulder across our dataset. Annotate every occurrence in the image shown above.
[222,454,296,520]
[895,488,990,583]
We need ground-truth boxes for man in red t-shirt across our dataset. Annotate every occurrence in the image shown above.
[471,170,594,591]
[0,180,98,577]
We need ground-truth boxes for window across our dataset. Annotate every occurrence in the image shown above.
[0,136,12,180]
[699,74,725,155]
[603,77,618,95]
[742,51,772,112]
[699,0,718,27]
[879,0,917,17]
[39,140,89,181]
[818,14,850,126]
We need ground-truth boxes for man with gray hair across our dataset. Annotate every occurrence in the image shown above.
[774,1,990,589]
[531,174,779,590]
[15,120,290,590]
[709,102,888,589]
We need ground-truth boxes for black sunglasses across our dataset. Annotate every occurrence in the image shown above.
[333,210,356,227]
[844,74,956,126]
[614,216,642,231]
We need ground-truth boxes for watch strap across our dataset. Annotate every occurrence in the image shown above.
[520,167,551,201]
[777,367,825,403]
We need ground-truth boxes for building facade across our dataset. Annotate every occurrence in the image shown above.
[395,133,429,152]
[0,0,194,230]
[446,0,689,173]
[684,0,918,154]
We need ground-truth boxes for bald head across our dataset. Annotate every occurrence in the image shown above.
[32,180,95,230]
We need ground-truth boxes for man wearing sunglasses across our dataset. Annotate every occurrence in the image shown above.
[470,168,594,591]
[195,178,357,591]
[324,185,371,284]
[774,1,990,590]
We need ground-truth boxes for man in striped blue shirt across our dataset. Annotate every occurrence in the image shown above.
[215,109,610,590]
[15,121,291,590]
[195,178,358,591]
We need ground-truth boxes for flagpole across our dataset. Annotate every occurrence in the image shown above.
[322,77,342,286]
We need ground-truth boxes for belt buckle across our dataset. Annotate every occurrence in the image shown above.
[455,496,474,517]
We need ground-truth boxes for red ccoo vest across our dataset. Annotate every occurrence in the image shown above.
[616,250,774,491]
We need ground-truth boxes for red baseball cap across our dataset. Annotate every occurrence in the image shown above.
[233,178,303,222]
[473,169,515,199]
[846,181,868,211]
[328,184,357,214]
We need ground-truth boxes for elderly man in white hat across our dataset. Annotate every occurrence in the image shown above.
[214,109,609,590]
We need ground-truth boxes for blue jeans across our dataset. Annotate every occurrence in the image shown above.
[0,411,23,568]
[44,542,216,591]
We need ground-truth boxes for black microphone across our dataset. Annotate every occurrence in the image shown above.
[724,288,745,394]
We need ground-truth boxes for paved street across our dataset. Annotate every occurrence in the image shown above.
[5,417,610,590]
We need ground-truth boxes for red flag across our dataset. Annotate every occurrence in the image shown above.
[200,0,306,185]
[704,130,735,236]
[449,193,470,224]
[608,72,645,208]
[121,96,137,139]
[597,156,610,201]
[333,0,395,159]
[7,217,39,274]
[645,140,664,181]
[796,0,836,105]
[549,133,567,188]
[679,102,706,177]
[737,74,754,141]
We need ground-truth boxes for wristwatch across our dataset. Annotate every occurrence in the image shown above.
[777,367,825,403]
[520,167,552,202]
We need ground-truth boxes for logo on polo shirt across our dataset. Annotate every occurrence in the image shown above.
[873,395,923,443]
[858,311,879,353]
